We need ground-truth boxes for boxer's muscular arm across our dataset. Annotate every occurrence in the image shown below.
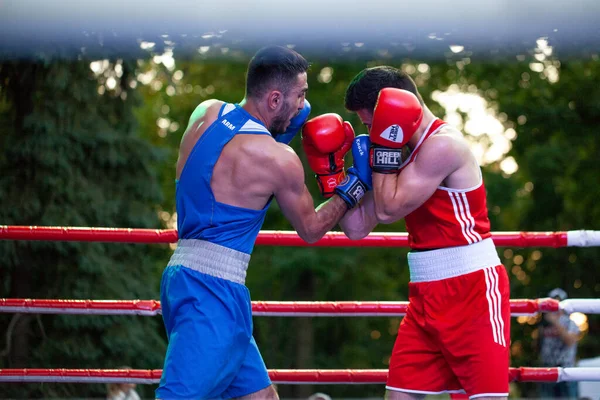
[338,192,378,240]
[373,135,463,224]
[273,147,348,244]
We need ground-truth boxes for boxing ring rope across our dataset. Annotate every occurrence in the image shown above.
[1,367,600,384]
[2,225,600,388]
[4,297,599,316]
[1,225,600,247]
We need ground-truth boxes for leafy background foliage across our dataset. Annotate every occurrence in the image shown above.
[1,47,599,398]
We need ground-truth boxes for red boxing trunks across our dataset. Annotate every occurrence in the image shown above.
[387,239,510,398]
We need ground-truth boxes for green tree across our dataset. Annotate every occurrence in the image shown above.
[468,59,600,397]
[0,58,168,398]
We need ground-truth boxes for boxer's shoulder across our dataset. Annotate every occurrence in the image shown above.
[186,99,226,131]
[232,133,298,169]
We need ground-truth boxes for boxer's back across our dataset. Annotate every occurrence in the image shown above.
[176,100,280,254]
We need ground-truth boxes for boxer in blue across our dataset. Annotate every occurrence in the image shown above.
[156,46,370,399]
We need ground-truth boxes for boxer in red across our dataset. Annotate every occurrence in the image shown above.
[339,66,510,399]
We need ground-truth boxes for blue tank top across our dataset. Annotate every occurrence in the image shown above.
[176,103,273,254]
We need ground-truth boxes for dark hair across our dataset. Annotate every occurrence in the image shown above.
[246,46,309,99]
[344,66,423,111]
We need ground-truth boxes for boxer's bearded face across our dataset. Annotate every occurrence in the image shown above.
[270,94,297,134]
[270,72,307,135]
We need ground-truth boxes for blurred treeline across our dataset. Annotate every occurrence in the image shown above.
[1,46,599,399]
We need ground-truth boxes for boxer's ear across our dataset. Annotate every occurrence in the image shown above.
[268,90,283,111]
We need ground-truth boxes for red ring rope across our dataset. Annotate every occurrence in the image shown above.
[0,368,583,384]
[3,225,596,247]
[0,298,562,316]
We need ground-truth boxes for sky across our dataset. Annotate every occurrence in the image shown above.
[1,0,599,59]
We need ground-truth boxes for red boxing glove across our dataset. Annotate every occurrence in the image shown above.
[369,88,423,173]
[301,113,355,198]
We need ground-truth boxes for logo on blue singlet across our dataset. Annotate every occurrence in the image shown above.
[222,119,236,130]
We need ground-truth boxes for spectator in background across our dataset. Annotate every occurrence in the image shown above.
[307,393,332,400]
[106,366,141,400]
[539,288,582,399]
[106,382,140,400]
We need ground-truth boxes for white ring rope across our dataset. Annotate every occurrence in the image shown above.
[567,230,600,247]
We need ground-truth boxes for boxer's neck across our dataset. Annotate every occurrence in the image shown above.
[407,107,436,150]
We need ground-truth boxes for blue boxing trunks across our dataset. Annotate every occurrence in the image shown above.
[156,239,271,399]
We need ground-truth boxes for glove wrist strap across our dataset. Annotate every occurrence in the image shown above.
[334,174,367,209]
[370,145,402,174]
[315,170,345,198]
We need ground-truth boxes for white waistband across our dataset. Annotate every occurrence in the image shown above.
[167,239,250,285]
[408,238,501,282]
